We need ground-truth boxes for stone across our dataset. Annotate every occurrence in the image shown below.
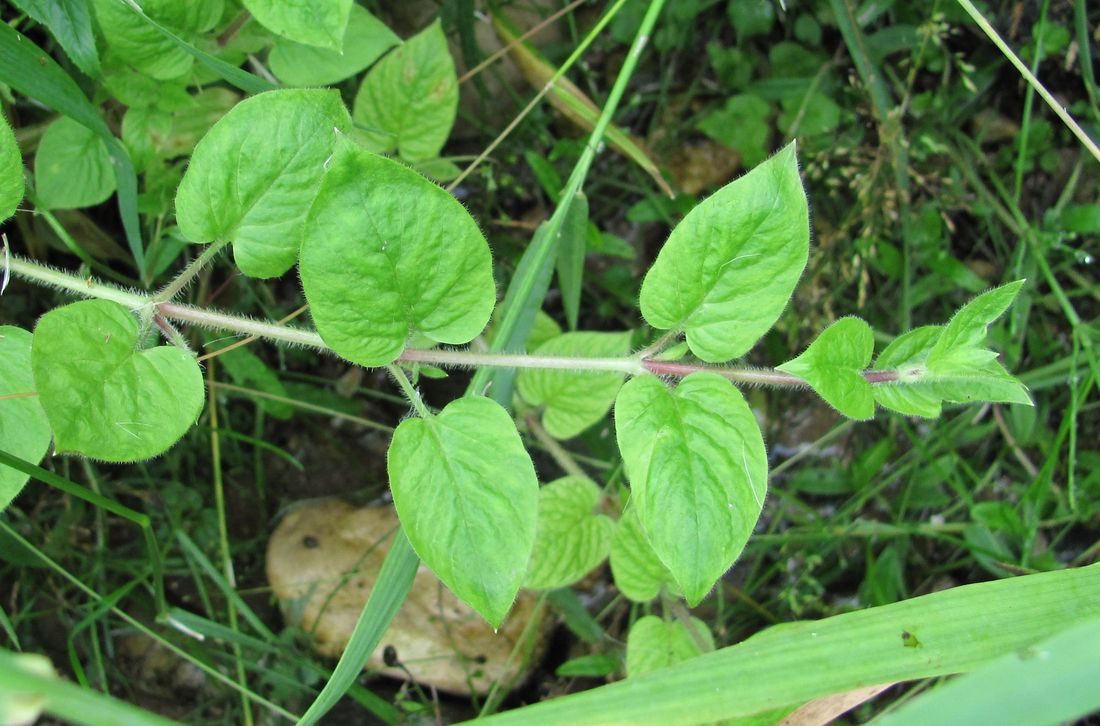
[266,499,550,696]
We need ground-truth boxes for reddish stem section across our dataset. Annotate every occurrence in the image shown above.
[642,360,900,386]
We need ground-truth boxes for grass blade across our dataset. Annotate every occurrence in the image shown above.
[295,527,419,726]
[475,564,1100,724]
[115,0,276,95]
[955,0,1100,163]
[872,618,1100,726]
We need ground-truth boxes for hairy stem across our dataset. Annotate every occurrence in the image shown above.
[154,238,230,303]
[8,254,901,387]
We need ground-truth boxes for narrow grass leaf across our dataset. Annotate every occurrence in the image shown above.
[113,0,275,94]
[296,530,418,726]
[777,317,875,419]
[352,19,458,162]
[300,140,495,367]
[615,373,767,605]
[269,4,398,87]
[517,330,632,439]
[176,89,350,279]
[31,300,204,461]
[475,564,1100,725]
[872,618,1100,726]
[388,397,539,628]
[9,0,100,77]
[0,327,51,511]
[525,476,614,590]
[491,8,672,196]
[639,142,809,363]
[92,0,222,80]
[626,616,714,679]
[557,192,588,330]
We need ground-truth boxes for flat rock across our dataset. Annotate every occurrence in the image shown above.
[266,499,549,695]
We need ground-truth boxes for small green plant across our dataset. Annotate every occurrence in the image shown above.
[2,2,1097,724]
[3,88,1030,628]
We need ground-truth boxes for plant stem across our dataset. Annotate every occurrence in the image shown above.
[154,238,230,302]
[8,254,902,387]
[402,346,643,375]
[386,366,431,419]
[956,0,1100,163]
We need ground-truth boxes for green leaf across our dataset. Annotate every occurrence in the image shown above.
[0,21,144,271]
[299,139,495,367]
[92,0,222,80]
[268,4,398,86]
[873,325,943,417]
[33,116,116,210]
[387,396,538,628]
[614,373,767,605]
[556,192,588,331]
[777,317,875,419]
[243,0,351,51]
[10,0,100,78]
[0,115,23,221]
[175,89,351,279]
[873,618,1100,726]
[475,564,1100,726]
[31,300,204,462]
[122,87,238,171]
[638,142,809,363]
[610,504,677,602]
[696,94,772,167]
[873,283,1031,418]
[525,476,614,590]
[0,328,52,512]
[114,1,274,95]
[516,331,632,439]
[926,281,1026,369]
[626,615,714,679]
[352,19,458,162]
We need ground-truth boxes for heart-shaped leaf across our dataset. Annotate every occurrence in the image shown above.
[34,116,115,210]
[0,327,51,511]
[388,396,538,628]
[175,89,352,279]
[638,141,809,363]
[615,373,767,605]
[268,5,398,87]
[299,139,496,367]
[625,615,714,678]
[352,19,458,162]
[525,476,614,590]
[242,0,351,51]
[31,300,204,462]
[777,317,875,419]
[516,331,632,439]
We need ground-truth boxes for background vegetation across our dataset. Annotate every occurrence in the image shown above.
[1,0,1097,723]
